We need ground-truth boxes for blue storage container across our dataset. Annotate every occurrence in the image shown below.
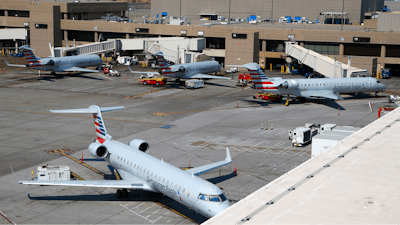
[294,16,301,23]
[250,15,257,21]
[161,12,168,16]
[285,16,292,23]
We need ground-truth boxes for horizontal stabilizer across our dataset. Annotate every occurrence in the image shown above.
[64,67,99,73]
[4,60,26,68]
[19,180,144,189]
[128,66,159,75]
[190,74,231,80]
[186,147,232,176]
[50,105,125,114]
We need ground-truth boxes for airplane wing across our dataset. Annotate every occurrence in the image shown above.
[19,180,144,189]
[190,73,231,80]
[303,91,343,100]
[4,59,26,68]
[128,66,159,75]
[64,67,99,73]
[186,148,232,176]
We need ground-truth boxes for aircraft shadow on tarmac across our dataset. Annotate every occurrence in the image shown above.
[207,171,236,184]
[27,190,209,223]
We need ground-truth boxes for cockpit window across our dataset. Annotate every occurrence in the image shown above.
[219,194,227,202]
[198,194,208,201]
[209,195,220,202]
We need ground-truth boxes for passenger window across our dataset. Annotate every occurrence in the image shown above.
[130,162,132,166]
[155,175,157,179]
[117,156,119,160]
[147,171,149,175]
[127,161,129,164]
[144,169,146,173]
[151,173,153,177]
[175,185,177,190]
[134,164,136,168]
[183,189,185,193]
[140,167,142,171]
[163,178,165,183]
[167,181,169,185]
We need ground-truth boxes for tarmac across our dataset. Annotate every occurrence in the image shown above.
[0,56,397,224]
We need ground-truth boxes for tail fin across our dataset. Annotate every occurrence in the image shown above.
[20,45,41,63]
[227,63,272,89]
[155,51,170,69]
[50,105,125,144]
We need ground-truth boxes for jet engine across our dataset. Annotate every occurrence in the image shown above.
[128,139,150,153]
[46,59,55,66]
[178,66,186,73]
[279,80,299,89]
[88,142,109,158]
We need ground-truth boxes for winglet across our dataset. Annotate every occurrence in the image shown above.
[225,147,232,162]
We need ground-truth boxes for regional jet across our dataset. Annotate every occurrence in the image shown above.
[19,105,231,218]
[129,52,230,82]
[228,63,386,105]
[5,45,103,75]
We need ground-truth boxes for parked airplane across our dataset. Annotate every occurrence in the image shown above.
[19,105,232,218]
[5,45,103,75]
[129,52,230,82]
[228,63,386,105]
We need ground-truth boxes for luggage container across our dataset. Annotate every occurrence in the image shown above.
[37,165,71,181]
[185,79,204,89]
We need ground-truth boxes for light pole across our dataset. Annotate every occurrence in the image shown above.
[228,0,231,27]
[180,0,181,19]
[271,0,274,22]
[341,0,344,31]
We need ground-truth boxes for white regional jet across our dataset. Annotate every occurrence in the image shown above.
[129,52,230,82]
[19,105,232,218]
[229,63,386,105]
[5,45,103,75]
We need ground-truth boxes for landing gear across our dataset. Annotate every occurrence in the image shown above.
[116,189,129,199]
[51,71,56,76]
[285,95,290,106]
[299,97,306,102]
[175,78,180,84]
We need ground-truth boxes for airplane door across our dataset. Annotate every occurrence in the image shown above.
[187,189,193,205]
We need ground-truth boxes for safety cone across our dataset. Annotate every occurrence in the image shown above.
[81,152,83,163]
[234,164,237,176]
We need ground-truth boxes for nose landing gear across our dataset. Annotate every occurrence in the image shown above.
[116,189,129,199]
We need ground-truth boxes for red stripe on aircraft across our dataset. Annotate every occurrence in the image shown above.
[95,122,100,126]
[97,137,105,144]
[163,71,175,74]
[253,82,274,85]
[30,65,44,67]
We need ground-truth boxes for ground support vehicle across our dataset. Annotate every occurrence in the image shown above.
[109,70,121,76]
[137,77,167,85]
[253,92,282,102]
[289,123,319,147]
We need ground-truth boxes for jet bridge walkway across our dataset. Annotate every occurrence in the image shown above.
[285,42,368,78]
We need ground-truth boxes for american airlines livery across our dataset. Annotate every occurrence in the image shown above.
[5,45,103,74]
[129,52,230,81]
[19,105,232,218]
[229,63,386,105]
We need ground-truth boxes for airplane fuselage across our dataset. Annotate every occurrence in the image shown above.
[162,61,221,79]
[102,140,230,218]
[28,55,103,72]
[257,77,386,97]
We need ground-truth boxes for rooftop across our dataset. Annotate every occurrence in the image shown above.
[204,108,400,224]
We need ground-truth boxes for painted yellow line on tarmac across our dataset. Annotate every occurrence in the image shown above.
[70,172,85,180]
[0,108,165,125]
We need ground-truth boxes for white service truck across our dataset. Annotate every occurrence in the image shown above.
[289,123,319,147]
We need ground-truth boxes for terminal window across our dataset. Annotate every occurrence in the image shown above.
[304,42,339,55]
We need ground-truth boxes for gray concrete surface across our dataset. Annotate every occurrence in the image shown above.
[0,55,396,224]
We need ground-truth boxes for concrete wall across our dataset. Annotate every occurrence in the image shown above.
[151,0,382,24]
[377,12,400,32]
[384,0,400,11]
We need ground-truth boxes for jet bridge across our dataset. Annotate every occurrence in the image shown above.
[285,42,369,78]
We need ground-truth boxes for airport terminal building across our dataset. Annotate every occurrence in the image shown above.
[1,0,400,75]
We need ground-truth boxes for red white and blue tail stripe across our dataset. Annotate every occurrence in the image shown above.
[155,51,170,69]
[49,105,125,144]
[228,63,277,90]
[20,45,40,63]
